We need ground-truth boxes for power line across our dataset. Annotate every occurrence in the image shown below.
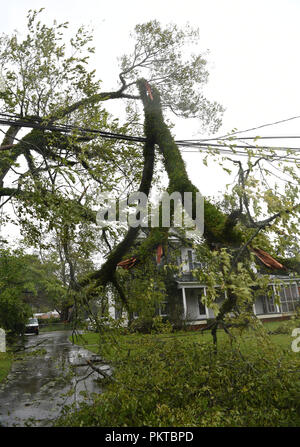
[178,135,300,141]
[193,114,300,142]
[0,116,146,144]
[1,112,300,149]
[177,140,300,152]
[235,136,300,140]
[2,111,300,141]
[1,112,300,162]
[178,148,300,163]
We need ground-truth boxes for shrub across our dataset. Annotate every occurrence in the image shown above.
[129,315,173,334]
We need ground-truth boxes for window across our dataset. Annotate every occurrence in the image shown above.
[115,307,123,319]
[263,286,278,313]
[187,250,193,271]
[278,283,300,313]
[159,301,169,317]
[186,249,202,272]
[264,295,277,313]
[197,292,206,316]
[262,283,300,314]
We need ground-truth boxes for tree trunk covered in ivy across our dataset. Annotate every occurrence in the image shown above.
[79,79,246,333]
[136,79,243,248]
[136,79,245,334]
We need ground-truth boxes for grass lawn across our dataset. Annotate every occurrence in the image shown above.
[39,322,72,332]
[71,319,300,363]
[0,352,13,383]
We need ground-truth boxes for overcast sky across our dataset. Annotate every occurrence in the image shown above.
[2,0,300,132]
[1,0,300,244]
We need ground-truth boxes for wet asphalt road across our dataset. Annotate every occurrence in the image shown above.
[0,330,107,427]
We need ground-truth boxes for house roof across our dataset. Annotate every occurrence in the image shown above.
[250,247,286,270]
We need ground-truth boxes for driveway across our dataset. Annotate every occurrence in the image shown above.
[0,330,109,427]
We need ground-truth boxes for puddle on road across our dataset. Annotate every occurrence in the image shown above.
[0,331,107,427]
